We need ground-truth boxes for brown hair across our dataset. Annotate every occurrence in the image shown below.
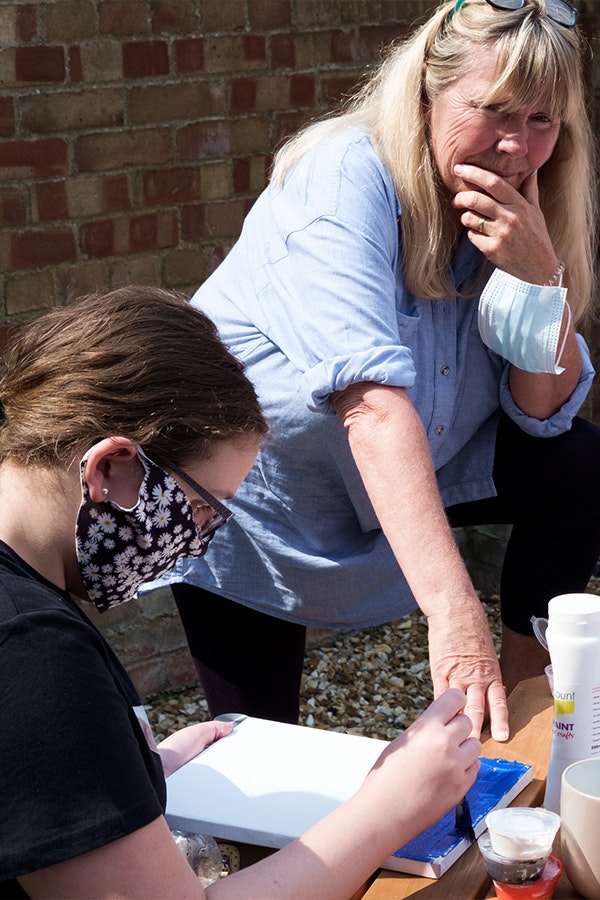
[0,286,268,467]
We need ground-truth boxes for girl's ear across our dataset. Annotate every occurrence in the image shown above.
[82,437,144,507]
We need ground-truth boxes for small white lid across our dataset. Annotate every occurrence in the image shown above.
[485,808,561,861]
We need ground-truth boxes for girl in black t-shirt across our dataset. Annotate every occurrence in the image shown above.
[0,286,479,899]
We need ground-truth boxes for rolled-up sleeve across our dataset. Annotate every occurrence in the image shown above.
[301,345,416,412]
[499,333,595,436]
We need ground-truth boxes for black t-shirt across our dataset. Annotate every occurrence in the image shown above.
[0,542,166,898]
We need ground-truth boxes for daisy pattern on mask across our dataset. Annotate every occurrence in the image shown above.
[75,448,213,612]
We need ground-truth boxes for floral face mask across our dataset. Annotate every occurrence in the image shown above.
[75,447,222,612]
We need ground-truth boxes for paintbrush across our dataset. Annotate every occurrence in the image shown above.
[454,793,476,841]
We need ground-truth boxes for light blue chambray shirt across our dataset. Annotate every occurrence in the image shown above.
[158,128,594,628]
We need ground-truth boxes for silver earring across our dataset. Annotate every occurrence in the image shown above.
[102,488,109,496]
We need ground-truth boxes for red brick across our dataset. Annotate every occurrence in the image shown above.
[178,121,230,160]
[128,213,160,252]
[290,73,315,107]
[144,168,201,205]
[34,182,69,221]
[244,35,266,63]
[271,34,295,68]
[174,38,204,74]
[0,97,15,137]
[15,46,65,83]
[102,175,131,212]
[230,78,257,114]
[233,156,269,194]
[16,5,38,42]
[181,204,205,241]
[248,0,291,29]
[81,220,115,258]
[151,0,197,33]
[0,139,67,178]
[69,46,83,82]
[99,1,148,35]
[0,188,26,226]
[11,229,76,269]
[233,158,251,193]
[122,41,169,78]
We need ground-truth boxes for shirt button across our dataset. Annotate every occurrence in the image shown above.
[434,425,445,435]
[440,365,450,376]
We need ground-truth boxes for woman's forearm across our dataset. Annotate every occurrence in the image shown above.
[334,381,474,614]
[509,316,582,419]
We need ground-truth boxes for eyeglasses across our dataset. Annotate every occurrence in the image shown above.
[151,453,234,538]
[452,0,578,27]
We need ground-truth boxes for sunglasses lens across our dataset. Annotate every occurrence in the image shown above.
[486,0,578,26]
[546,0,577,25]
[488,0,525,8]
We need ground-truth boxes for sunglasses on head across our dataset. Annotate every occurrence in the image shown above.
[452,0,578,27]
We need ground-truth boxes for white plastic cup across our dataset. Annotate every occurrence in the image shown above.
[561,758,600,899]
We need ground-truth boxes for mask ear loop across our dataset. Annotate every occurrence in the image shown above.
[554,300,572,370]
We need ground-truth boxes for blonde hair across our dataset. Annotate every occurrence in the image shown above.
[0,287,268,467]
[272,0,596,320]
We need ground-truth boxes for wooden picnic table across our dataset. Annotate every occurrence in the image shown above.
[359,673,578,900]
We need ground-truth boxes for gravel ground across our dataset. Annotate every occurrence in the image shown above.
[145,596,504,743]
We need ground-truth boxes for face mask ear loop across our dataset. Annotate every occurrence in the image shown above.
[555,300,572,370]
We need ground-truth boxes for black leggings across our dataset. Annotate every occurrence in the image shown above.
[173,414,600,721]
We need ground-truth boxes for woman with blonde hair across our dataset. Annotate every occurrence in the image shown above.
[166,0,600,741]
[0,287,480,898]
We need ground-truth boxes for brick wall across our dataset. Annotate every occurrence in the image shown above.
[0,0,440,340]
[1,0,599,699]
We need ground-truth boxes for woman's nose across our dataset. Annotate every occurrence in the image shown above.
[496,122,528,156]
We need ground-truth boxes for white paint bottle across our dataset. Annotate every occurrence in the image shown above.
[543,593,600,813]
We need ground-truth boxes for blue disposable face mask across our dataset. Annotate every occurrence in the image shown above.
[478,268,571,374]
